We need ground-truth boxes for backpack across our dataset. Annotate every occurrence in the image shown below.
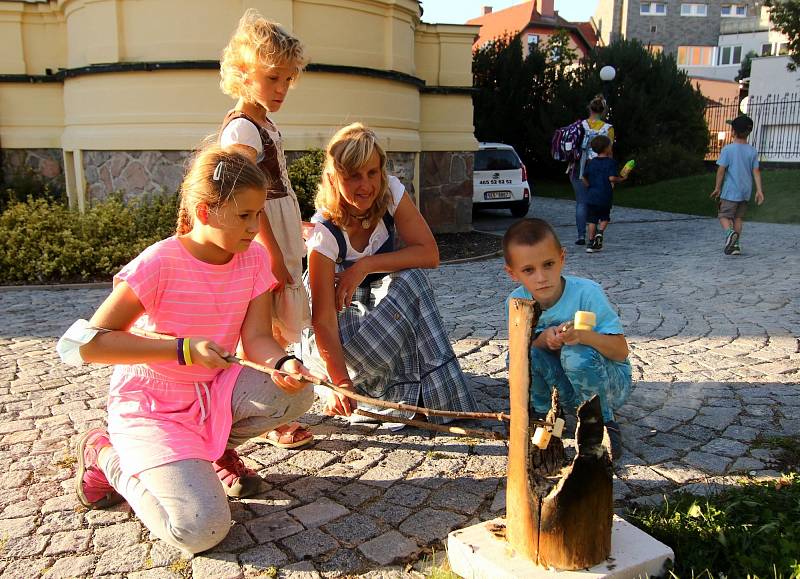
[551,120,586,164]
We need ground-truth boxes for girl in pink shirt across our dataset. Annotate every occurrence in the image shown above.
[63,146,315,554]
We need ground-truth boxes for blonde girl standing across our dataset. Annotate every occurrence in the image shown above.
[58,147,315,554]
[219,10,313,448]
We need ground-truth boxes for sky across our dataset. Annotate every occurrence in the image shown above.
[420,0,600,24]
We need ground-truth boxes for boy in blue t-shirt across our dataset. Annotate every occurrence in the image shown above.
[503,218,632,459]
[581,134,627,253]
[710,115,765,255]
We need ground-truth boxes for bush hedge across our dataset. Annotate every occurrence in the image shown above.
[0,149,326,285]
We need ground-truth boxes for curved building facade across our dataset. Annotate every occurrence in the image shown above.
[0,0,478,231]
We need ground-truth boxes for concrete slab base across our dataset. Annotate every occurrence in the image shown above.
[447,515,674,578]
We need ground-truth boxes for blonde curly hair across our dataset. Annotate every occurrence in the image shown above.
[219,9,306,102]
[315,123,391,228]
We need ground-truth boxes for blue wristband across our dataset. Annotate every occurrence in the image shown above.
[176,338,186,365]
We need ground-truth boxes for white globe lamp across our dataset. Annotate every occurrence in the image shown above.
[599,65,616,82]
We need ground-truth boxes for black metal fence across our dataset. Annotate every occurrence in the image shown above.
[705,93,800,160]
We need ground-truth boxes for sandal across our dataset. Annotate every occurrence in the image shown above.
[260,422,314,449]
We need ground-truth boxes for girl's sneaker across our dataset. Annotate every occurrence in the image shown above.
[213,449,262,498]
[731,240,741,255]
[724,230,739,254]
[75,428,124,509]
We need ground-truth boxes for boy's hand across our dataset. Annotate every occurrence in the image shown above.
[542,326,564,351]
[325,379,357,416]
[558,321,584,346]
[755,190,764,205]
[272,358,320,394]
[710,188,721,200]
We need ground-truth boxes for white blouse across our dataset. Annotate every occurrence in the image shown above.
[306,176,405,271]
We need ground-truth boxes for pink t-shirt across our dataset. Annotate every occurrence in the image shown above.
[107,237,276,475]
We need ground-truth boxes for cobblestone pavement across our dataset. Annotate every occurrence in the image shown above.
[0,198,798,578]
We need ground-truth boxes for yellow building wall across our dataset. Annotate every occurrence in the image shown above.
[1,0,479,230]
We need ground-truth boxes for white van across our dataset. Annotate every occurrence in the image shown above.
[473,142,531,217]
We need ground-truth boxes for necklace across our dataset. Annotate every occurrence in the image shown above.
[351,213,371,229]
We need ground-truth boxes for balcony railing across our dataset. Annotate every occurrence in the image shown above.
[719,16,771,35]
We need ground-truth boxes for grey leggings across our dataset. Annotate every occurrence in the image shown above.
[99,367,314,554]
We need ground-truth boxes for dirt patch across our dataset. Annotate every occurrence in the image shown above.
[436,231,502,262]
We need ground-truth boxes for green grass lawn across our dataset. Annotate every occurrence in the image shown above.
[534,169,800,224]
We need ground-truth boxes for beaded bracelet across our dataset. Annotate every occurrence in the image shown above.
[273,354,300,371]
[176,338,186,365]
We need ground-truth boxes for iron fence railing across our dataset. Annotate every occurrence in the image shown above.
[705,93,800,161]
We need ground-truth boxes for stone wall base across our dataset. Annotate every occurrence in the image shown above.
[420,151,473,233]
[1,148,65,195]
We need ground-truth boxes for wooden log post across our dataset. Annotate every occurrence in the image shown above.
[506,298,613,570]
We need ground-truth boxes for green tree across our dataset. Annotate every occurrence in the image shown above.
[736,50,759,81]
[765,0,800,71]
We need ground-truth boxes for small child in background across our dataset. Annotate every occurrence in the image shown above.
[503,218,632,459]
[581,134,627,253]
[710,115,764,255]
[58,146,316,554]
[219,10,313,448]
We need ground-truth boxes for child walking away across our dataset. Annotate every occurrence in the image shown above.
[56,147,316,554]
[581,134,627,253]
[710,115,764,255]
[219,10,314,448]
[502,218,632,459]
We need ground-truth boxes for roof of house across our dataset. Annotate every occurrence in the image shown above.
[466,1,597,52]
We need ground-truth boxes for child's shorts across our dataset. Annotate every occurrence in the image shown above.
[587,204,612,224]
[718,200,748,220]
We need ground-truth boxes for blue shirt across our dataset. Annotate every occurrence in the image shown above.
[507,275,624,336]
[583,157,618,207]
[717,142,759,202]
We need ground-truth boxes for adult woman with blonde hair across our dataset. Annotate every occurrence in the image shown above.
[302,123,477,422]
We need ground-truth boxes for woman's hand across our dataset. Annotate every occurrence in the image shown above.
[334,262,367,311]
[272,358,321,394]
[189,339,232,369]
[325,379,357,416]
[710,188,721,200]
[542,326,564,351]
[270,257,293,292]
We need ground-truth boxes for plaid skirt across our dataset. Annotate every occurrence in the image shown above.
[300,268,477,424]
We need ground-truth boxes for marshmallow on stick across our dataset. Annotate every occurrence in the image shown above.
[574,310,596,331]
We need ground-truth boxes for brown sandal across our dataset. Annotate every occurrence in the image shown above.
[259,422,314,449]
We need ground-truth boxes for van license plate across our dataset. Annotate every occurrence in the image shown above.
[485,191,511,200]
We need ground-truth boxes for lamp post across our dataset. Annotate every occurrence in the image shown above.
[599,65,616,102]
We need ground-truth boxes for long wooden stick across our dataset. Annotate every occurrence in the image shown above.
[353,409,507,440]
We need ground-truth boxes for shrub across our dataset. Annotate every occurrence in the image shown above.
[628,473,800,577]
[288,149,324,220]
[628,142,707,186]
[0,193,178,284]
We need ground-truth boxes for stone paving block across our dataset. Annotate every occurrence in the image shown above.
[332,481,382,507]
[1,534,49,558]
[246,511,304,544]
[148,541,184,567]
[127,568,184,579]
[729,457,766,472]
[399,508,467,543]
[615,465,671,491]
[428,487,485,514]
[700,438,749,457]
[0,500,39,519]
[651,462,707,484]
[284,476,340,500]
[281,528,339,559]
[0,514,36,538]
[277,560,321,578]
[191,553,243,579]
[85,505,131,525]
[684,451,733,475]
[722,425,760,442]
[695,407,740,431]
[212,521,255,552]
[0,557,52,579]
[0,470,31,490]
[323,512,382,545]
[241,490,300,517]
[287,449,338,471]
[289,498,350,528]
[44,528,93,556]
[93,543,149,575]
[362,499,413,526]
[93,520,142,551]
[239,542,289,571]
[43,554,95,578]
[382,483,431,507]
[358,530,419,566]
